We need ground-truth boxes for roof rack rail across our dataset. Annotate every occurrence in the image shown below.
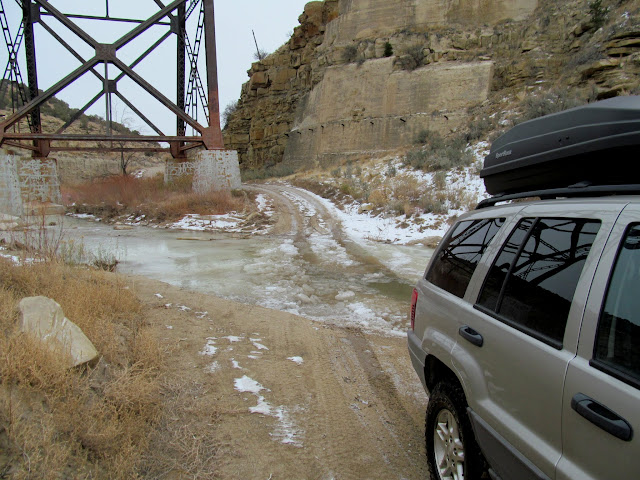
[476,184,640,210]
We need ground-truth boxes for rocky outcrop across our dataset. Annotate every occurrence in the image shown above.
[19,296,98,368]
[224,0,640,171]
[224,1,339,169]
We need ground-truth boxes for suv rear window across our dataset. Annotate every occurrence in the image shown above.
[426,218,504,298]
[477,218,601,348]
[593,223,640,389]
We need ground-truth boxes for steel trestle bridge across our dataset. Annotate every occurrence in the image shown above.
[0,0,224,159]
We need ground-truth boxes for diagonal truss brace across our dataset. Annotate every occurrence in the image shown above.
[0,0,224,157]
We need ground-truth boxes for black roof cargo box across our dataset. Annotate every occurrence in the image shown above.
[481,96,640,196]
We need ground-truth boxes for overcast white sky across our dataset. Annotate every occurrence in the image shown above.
[1,0,310,134]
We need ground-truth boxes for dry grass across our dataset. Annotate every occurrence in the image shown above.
[0,258,163,478]
[63,174,252,222]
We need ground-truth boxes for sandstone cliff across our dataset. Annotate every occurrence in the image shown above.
[224,0,640,171]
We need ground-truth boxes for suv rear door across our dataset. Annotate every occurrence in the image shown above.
[457,203,619,479]
[558,204,640,480]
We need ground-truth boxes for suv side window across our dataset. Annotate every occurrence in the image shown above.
[593,224,640,389]
[477,218,601,348]
[426,218,504,298]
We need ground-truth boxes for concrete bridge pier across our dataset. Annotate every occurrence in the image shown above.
[166,149,241,192]
[0,152,64,224]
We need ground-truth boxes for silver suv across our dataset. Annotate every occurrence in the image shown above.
[408,97,640,480]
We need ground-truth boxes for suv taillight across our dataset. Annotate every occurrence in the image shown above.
[410,288,418,330]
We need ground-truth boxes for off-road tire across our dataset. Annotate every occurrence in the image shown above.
[425,381,485,480]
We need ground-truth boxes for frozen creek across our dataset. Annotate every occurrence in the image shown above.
[63,184,435,336]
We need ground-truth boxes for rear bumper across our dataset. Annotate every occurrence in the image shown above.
[407,329,428,391]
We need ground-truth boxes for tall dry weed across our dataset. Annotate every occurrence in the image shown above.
[64,174,252,222]
[0,258,162,478]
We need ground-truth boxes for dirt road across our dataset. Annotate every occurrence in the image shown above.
[121,183,432,478]
[135,275,429,479]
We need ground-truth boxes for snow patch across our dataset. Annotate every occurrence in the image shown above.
[224,335,243,343]
[200,338,217,356]
[233,375,304,447]
[206,361,221,373]
[231,359,243,369]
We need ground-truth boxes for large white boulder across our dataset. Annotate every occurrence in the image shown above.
[19,296,98,368]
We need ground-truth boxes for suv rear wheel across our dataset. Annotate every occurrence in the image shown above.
[426,382,484,480]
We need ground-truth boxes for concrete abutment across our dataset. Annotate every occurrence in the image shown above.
[0,152,63,221]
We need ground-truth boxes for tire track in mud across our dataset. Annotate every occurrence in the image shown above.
[248,183,412,282]
[245,184,429,477]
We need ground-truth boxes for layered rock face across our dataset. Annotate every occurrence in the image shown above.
[285,59,493,168]
[324,0,538,44]
[223,0,639,171]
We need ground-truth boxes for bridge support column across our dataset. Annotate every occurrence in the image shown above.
[193,150,241,193]
[0,151,63,220]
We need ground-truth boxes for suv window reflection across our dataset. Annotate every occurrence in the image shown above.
[426,218,504,298]
[478,218,601,347]
[594,224,640,388]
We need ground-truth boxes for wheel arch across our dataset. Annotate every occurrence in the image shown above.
[424,354,463,394]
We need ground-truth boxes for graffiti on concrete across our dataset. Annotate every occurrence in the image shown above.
[0,155,62,216]
[193,151,241,193]
[0,155,22,216]
[19,159,62,204]
[165,161,195,184]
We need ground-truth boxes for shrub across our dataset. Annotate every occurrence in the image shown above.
[64,174,250,222]
[415,129,429,144]
[589,0,609,29]
[342,45,359,63]
[517,89,585,123]
[419,194,448,215]
[253,49,269,61]
[222,101,239,128]
[386,162,397,177]
[433,171,447,190]
[384,42,394,57]
[466,116,496,143]
[404,131,473,172]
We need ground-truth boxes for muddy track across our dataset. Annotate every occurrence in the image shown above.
[247,183,411,284]
[130,183,432,478]
[138,276,430,479]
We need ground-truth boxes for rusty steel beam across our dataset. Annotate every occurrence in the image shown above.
[114,31,172,83]
[114,91,164,136]
[33,0,98,48]
[3,140,39,151]
[2,58,99,131]
[50,146,171,153]
[176,1,186,138]
[41,13,171,25]
[202,0,223,149]
[38,18,104,83]
[110,56,204,132]
[56,91,103,134]
[4,132,204,143]
[113,0,183,50]
[23,0,40,134]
